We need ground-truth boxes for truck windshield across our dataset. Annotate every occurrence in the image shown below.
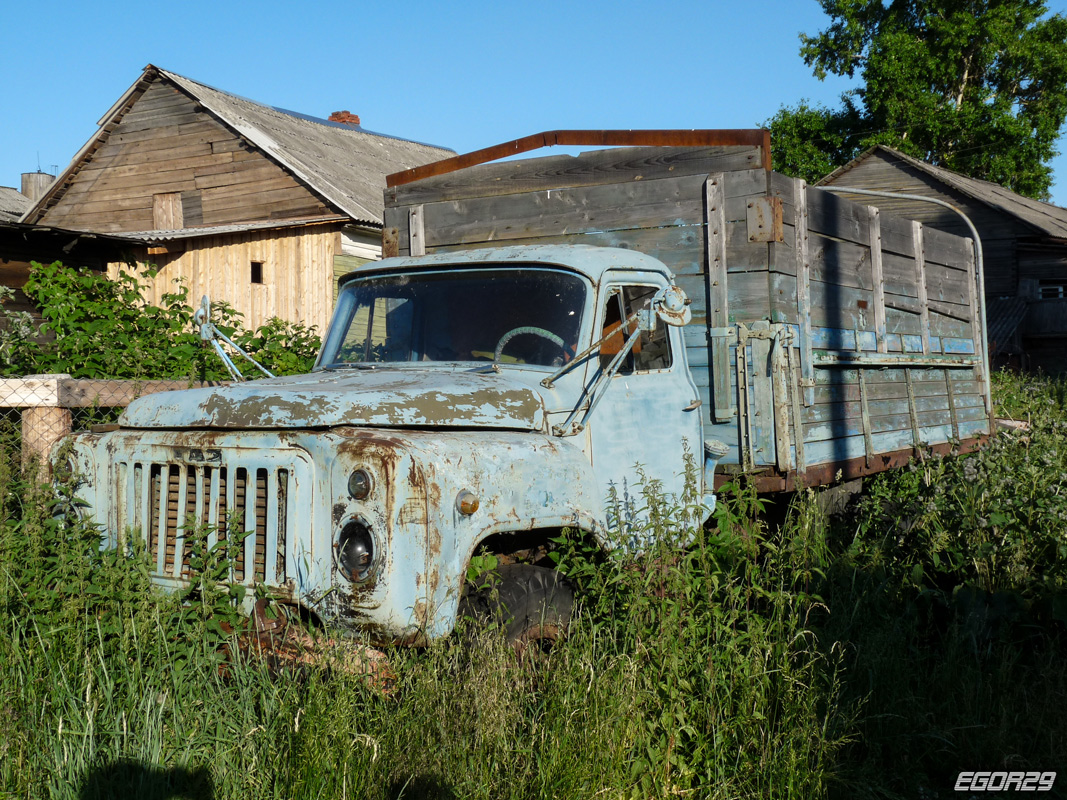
[319,268,587,368]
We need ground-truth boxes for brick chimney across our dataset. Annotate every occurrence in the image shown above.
[328,110,361,126]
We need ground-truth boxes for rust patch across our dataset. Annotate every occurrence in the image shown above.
[332,503,348,526]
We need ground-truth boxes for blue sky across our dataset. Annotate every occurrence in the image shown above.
[3,0,1067,205]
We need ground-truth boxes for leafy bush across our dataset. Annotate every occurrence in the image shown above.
[1,261,320,379]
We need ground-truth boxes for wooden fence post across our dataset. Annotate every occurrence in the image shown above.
[0,374,75,473]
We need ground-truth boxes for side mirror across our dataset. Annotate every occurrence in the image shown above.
[654,285,692,327]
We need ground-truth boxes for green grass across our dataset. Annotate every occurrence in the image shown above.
[0,373,1065,799]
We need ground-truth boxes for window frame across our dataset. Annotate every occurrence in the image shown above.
[597,283,675,376]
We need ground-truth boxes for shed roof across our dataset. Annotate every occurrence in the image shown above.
[819,146,1067,240]
[0,187,31,223]
[122,216,345,242]
[25,65,454,228]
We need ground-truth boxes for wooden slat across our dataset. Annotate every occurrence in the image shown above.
[868,206,887,352]
[793,178,814,406]
[409,205,426,256]
[807,188,871,246]
[921,226,974,268]
[417,173,707,247]
[705,174,733,421]
[802,405,987,445]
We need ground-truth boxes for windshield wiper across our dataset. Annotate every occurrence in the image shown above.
[319,362,379,371]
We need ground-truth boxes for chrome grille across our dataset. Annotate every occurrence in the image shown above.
[116,456,297,587]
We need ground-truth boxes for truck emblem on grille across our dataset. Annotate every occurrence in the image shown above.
[181,448,222,463]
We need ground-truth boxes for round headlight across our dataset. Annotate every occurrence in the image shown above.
[336,519,375,582]
[348,468,373,500]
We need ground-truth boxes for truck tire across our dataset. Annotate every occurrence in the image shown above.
[460,564,573,650]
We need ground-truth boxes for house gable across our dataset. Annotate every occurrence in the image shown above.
[32,78,336,233]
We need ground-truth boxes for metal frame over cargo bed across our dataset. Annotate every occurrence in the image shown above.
[383,131,992,491]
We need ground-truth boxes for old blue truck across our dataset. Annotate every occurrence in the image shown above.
[62,132,992,645]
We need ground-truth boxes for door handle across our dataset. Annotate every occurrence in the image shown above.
[684,399,702,411]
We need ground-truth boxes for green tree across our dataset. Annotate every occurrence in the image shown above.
[766,0,1067,197]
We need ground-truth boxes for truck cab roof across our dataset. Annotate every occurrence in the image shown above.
[340,244,676,286]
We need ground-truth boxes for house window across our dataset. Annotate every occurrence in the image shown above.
[1039,280,1066,299]
[251,261,264,285]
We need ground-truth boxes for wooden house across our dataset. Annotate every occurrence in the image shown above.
[20,65,453,334]
[819,146,1067,372]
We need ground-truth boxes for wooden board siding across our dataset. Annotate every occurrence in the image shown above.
[38,80,333,233]
[107,224,342,334]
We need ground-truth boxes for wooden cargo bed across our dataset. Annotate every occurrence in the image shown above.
[383,134,991,489]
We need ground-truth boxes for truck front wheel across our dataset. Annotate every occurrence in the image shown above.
[459,564,574,652]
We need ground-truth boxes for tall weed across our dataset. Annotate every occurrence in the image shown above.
[0,372,1063,798]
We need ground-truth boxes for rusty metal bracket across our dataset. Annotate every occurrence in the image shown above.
[387,129,773,187]
[746,196,784,243]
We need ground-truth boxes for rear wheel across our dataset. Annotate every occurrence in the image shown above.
[459,564,573,651]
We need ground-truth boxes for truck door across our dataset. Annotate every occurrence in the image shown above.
[586,282,704,524]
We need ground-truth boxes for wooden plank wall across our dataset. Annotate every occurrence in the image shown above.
[39,79,334,232]
[765,174,988,472]
[108,225,342,334]
[768,175,976,343]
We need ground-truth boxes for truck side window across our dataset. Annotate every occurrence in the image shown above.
[599,286,672,374]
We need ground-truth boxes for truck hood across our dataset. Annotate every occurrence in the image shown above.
[119,369,548,431]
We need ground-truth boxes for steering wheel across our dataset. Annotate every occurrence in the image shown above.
[494,326,567,363]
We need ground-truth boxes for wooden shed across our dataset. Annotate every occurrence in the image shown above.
[20,65,453,334]
[0,221,140,321]
[820,146,1067,372]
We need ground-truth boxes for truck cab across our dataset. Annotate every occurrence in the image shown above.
[64,245,716,643]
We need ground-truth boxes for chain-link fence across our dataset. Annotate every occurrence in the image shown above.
[0,375,217,472]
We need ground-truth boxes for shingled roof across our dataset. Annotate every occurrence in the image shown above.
[25,64,454,228]
[819,146,1067,240]
[0,187,31,223]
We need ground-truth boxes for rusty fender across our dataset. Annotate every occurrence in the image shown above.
[320,427,603,642]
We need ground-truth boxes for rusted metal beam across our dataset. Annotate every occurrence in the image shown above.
[386,129,772,187]
[715,435,989,494]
